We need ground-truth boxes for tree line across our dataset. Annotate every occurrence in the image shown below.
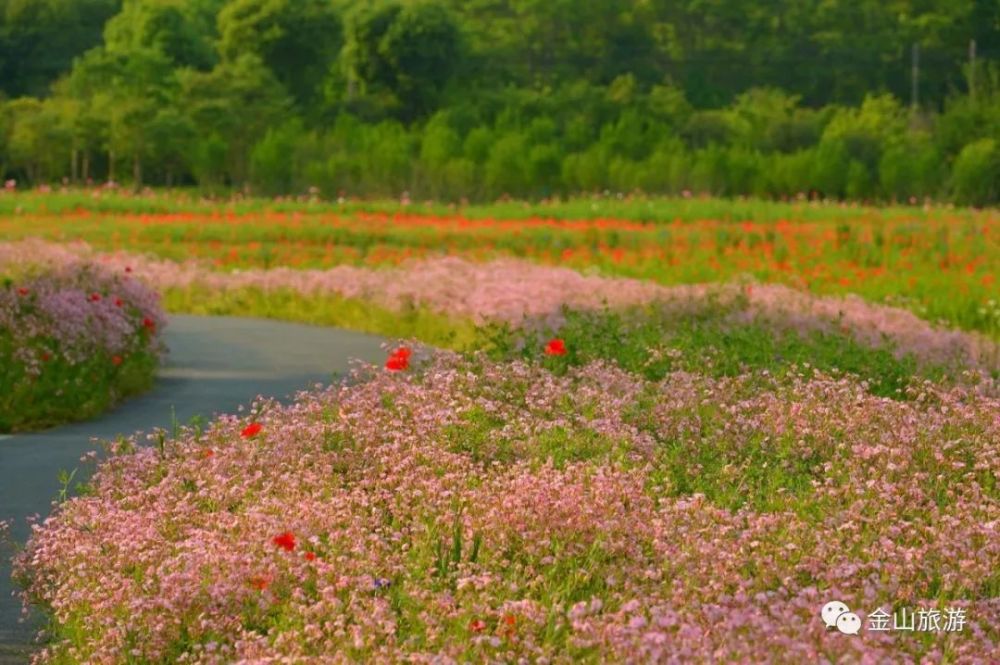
[1,0,998,204]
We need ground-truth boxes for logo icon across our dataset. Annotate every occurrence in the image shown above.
[836,612,862,635]
[821,600,859,635]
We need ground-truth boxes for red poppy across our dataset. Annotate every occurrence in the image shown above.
[142,317,156,332]
[250,575,270,591]
[111,355,123,366]
[124,266,133,273]
[40,352,51,362]
[202,449,214,459]
[385,354,409,371]
[241,422,262,439]
[544,338,567,356]
[393,346,412,359]
[273,531,296,551]
[304,551,317,561]
[114,298,124,307]
[89,293,101,302]
[16,287,29,296]
[469,619,486,633]
[502,614,516,627]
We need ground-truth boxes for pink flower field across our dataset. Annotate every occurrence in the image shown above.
[4,238,1000,663]
[13,352,1000,662]
[7,240,997,372]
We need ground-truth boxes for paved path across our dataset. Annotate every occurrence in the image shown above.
[0,315,387,663]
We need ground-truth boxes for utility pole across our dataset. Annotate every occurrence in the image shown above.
[911,43,919,111]
[969,39,977,101]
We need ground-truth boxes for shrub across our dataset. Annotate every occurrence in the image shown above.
[950,138,1000,206]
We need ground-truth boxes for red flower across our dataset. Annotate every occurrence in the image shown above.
[241,422,262,439]
[201,449,214,459]
[385,346,412,371]
[124,266,133,273]
[544,338,567,356]
[142,317,156,332]
[469,619,486,633]
[250,575,270,591]
[502,614,516,627]
[114,298,124,307]
[40,351,51,362]
[304,551,317,561]
[16,287,29,296]
[385,354,409,371]
[273,531,296,551]
[111,355,123,366]
[89,293,101,302]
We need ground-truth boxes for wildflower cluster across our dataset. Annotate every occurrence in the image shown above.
[14,350,999,662]
[0,242,166,430]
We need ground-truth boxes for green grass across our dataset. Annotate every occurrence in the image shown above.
[482,301,953,398]
[161,286,481,351]
[1,188,990,224]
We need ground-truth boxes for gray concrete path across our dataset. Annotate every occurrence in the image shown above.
[0,315,387,662]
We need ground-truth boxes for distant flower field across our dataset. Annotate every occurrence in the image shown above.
[0,190,996,337]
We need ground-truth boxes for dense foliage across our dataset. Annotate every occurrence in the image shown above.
[0,0,998,203]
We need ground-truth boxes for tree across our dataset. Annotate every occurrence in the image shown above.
[3,97,71,182]
[345,1,461,120]
[0,0,120,97]
[180,53,292,187]
[104,0,216,70]
[218,0,342,109]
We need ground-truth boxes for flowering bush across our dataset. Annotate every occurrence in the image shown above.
[0,243,166,431]
[14,351,999,662]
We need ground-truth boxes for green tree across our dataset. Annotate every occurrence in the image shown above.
[104,0,216,70]
[218,0,342,109]
[345,1,461,120]
[180,53,292,187]
[0,0,120,97]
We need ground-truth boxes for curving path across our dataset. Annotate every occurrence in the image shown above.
[0,315,388,663]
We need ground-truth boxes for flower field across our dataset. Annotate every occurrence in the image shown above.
[13,349,1000,662]
[0,190,997,337]
[0,242,166,431]
[3,191,1000,663]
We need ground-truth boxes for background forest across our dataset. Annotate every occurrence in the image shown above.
[1,0,999,204]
